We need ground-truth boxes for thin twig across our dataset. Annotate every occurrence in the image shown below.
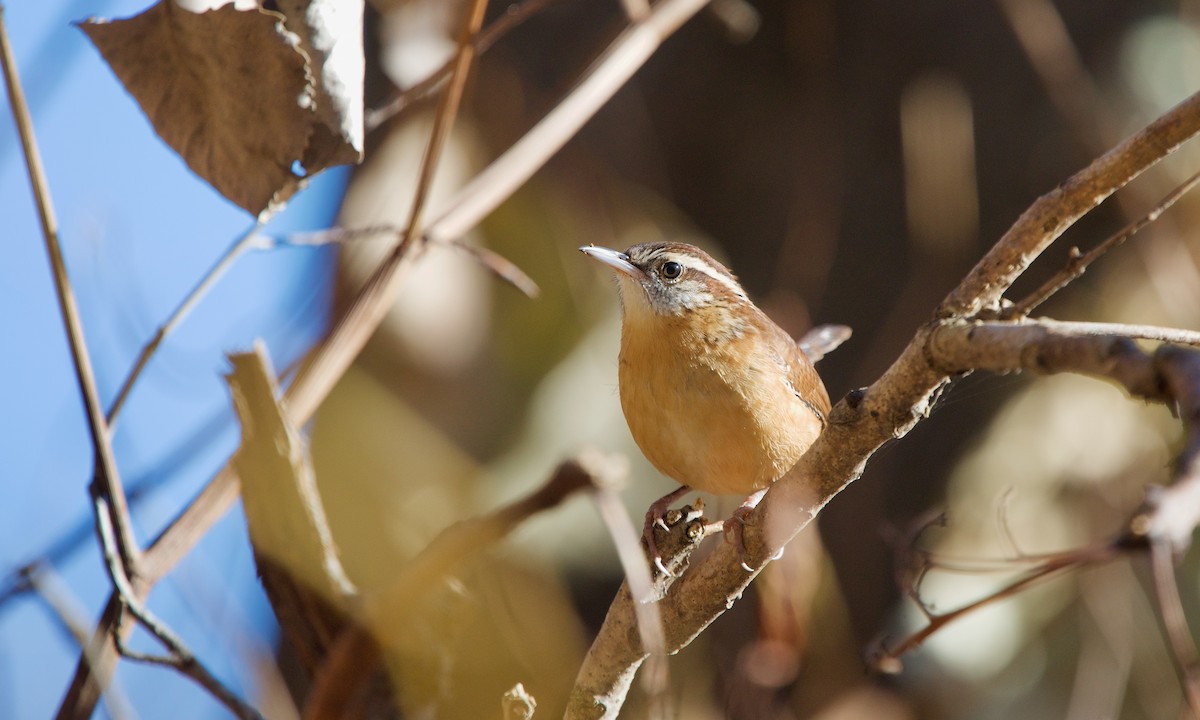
[253,224,540,297]
[0,0,138,572]
[1009,167,1200,317]
[871,543,1120,673]
[93,494,264,720]
[364,0,562,131]
[106,215,274,427]
[1149,541,1200,717]
[23,564,136,720]
[994,0,1110,154]
[940,89,1200,317]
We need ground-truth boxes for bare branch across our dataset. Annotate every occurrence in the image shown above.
[93,493,263,720]
[0,0,138,573]
[364,0,562,131]
[424,0,714,246]
[255,225,541,298]
[940,89,1200,317]
[1009,168,1200,317]
[870,544,1120,673]
[284,0,488,425]
[928,318,1173,398]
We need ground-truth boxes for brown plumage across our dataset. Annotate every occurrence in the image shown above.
[582,241,834,497]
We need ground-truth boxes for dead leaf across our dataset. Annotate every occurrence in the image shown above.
[81,2,360,215]
[226,341,356,669]
[275,0,365,172]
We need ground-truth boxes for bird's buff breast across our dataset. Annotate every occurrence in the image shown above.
[617,319,819,497]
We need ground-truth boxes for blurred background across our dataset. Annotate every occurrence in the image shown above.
[4,0,1200,717]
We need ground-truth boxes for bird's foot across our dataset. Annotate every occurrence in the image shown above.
[721,488,782,571]
[642,486,696,576]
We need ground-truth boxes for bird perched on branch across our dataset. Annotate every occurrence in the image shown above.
[581,241,848,574]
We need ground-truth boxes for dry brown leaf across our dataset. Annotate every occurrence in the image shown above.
[275,0,365,172]
[81,2,360,215]
[226,341,356,668]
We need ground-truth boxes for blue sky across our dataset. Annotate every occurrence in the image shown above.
[0,0,349,715]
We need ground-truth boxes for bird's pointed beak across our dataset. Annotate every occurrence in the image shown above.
[580,245,642,279]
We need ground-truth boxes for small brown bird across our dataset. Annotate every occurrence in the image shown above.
[581,241,848,573]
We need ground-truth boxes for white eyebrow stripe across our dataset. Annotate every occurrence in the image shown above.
[659,251,746,298]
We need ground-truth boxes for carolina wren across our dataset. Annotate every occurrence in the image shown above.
[582,241,847,572]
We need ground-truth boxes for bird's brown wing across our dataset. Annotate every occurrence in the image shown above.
[765,321,832,423]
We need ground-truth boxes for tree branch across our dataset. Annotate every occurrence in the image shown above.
[940,88,1200,317]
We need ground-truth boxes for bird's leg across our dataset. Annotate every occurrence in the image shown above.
[644,486,693,576]
[722,488,783,571]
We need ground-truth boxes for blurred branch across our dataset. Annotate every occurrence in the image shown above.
[254,225,540,297]
[364,0,562,131]
[869,543,1120,673]
[106,215,273,428]
[23,565,135,720]
[590,481,686,720]
[1149,541,1200,716]
[566,89,1200,720]
[285,0,488,424]
[423,0,714,245]
[1009,168,1200,317]
[303,450,612,720]
[0,0,138,576]
[995,0,1109,153]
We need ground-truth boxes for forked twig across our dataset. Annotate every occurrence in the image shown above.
[93,493,263,720]
[253,224,540,297]
[1008,168,1200,317]
[940,90,1200,317]
[364,0,562,131]
[871,543,1120,673]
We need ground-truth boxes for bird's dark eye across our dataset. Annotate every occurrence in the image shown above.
[661,261,683,280]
